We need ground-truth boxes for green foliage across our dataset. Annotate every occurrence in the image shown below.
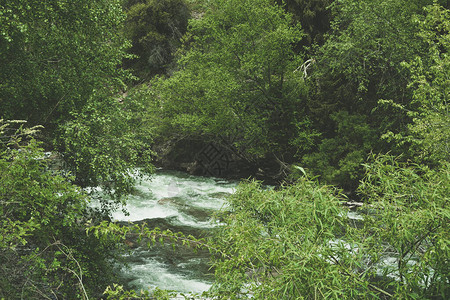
[314,0,424,108]
[2,1,449,299]
[103,284,176,299]
[209,179,364,298]
[358,155,449,298]
[274,0,333,46]
[153,0,313,160]
[0,0,152,199]
[0,121,85,250]
[301,0,443,188]
[123,0,190,79]
[382,3,450,166]
[0,0,130,127]
[302,111,378,190]
[0,121,120,299]
[87,220,212,260]
[209,155,449,299]
[87,220,211,299]
[56,93,155,201]
[103,284,153,299]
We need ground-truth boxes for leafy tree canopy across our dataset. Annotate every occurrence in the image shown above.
[382,3,450,166]
[300,0,448,188]
[0,0,154,197]
[123,0,190,79]
[209,154,449,299]
[0,0,130,127]
[0,121,121,298]
[152,0,316,163]
[274,0,333,47]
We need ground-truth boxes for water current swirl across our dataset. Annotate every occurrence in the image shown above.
[111,170,237,295]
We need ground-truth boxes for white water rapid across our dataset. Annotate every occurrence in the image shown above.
[112,170,237,295]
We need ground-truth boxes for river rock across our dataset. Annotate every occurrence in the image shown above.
[157,197,181,205]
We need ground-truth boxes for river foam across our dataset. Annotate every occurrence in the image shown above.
[113,170,236,295]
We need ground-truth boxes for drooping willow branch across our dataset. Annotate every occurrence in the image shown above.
[86,221,232,260]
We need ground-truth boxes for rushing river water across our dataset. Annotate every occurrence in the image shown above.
[101,170,400,297]
[111,170,237,295]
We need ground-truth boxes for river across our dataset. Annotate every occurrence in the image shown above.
[104,170,396,298]
[111,170,237,295]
